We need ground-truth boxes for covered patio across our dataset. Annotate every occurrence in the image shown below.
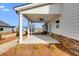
[0,3,77,56]
[21,35,59,44]
[15,3,62,44]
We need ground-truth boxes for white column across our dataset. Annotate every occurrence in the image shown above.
[19,13,23,44]
[31,22,32,35]
[28,20,30,37]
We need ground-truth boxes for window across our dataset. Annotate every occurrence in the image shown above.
[56,20,60,28]
[0,28,3,31]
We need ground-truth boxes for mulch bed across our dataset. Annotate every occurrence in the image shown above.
[0,36,17,44]
[0,32,16,35]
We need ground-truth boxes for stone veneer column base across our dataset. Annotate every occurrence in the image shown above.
[51,33,79,56]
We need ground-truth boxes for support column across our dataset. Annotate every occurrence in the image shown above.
[31,22,32,35]
[28,20,30,37]
[19,13,23,44]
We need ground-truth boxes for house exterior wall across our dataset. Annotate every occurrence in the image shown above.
[47,3,79,55]
[47,17,60,34]
[0,27,13,33]
[48,3,79,40]
[49,3,62,14]
[59,3,79,40]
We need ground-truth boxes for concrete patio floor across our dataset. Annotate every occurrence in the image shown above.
[21,35,60,44]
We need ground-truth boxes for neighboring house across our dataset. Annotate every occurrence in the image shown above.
[33,28,43,33]
[0,20,15,33]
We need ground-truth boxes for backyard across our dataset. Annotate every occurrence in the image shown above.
[0,3,79,56]
[0,44,75,56]
[0,32,76,56]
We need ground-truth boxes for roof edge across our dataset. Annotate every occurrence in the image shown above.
[14,3,53,12]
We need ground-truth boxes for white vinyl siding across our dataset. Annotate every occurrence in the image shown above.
[48,3,79,40]
[59,3,79,40]
[49,3,62,14]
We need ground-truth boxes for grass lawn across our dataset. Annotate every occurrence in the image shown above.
[0,44,75,56]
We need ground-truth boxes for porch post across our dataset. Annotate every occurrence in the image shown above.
[28,20,30,37]
[31,22,32,35]
[19,13,23,44]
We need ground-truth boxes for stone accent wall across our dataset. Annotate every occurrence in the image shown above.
[51,33,79,56]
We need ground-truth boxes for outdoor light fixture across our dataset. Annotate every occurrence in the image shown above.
[40,18,43,21]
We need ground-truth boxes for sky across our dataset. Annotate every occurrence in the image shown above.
[0,3,44,28]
